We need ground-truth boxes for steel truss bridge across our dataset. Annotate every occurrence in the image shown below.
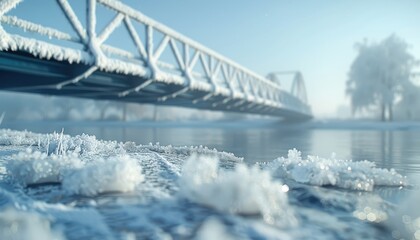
[0,0,312,120]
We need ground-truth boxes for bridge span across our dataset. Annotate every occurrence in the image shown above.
[0,0,312,120]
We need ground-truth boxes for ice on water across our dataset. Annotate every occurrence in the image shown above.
[268,148,407,191]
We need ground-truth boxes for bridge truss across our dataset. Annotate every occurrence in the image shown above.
[0,0,312,120]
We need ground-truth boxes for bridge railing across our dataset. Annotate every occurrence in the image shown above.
[0,0,311,116]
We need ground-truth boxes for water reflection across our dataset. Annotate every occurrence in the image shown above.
[350,130,420,177]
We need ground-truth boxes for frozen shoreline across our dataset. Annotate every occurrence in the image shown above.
[0,128,416,239]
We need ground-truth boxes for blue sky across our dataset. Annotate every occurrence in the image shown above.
[8,0,420,117]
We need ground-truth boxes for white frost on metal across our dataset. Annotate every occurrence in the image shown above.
[56,65,99,89]
[190,81,212,92]
[97,12,124,44]
[57,0,87,42]
[6,34,92,64]
[0,26,14,50]
[0,0,22,16]
[97,0,283,91]
[1,15,79,42]
[101,44,137,59]
[0,0,311,117]
[87,0,105,66]
[99,58,148,76]
[155,72,185,85]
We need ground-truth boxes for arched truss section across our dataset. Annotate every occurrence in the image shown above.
[266,71,308,104]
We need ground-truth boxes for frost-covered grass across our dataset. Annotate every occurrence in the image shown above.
[268,148,408,191]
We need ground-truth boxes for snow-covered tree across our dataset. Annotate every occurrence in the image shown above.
[346,35,416,121]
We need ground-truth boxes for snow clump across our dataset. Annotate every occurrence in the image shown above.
[62,155,144,196]
[179,154,296,226]
[6,149,82,186]
[268,149,407,191]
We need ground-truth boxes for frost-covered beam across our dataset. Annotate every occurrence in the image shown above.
[87,0,104,65]
[101,44,136,59]
[169,38,185,70]
[56,65,98,89]
[97,0,282,91]
[153,35,170,60]
[145,25,156,74]
[57,0,87,43]
[158,87,189,102]
[221,64,234,97]
[124,17,146,58]
[1,16,79,42]
[0,0,22,16]
[212,60,222,77]
[97,12,124,45]
[188,50,200,71]
[199,54,211,78]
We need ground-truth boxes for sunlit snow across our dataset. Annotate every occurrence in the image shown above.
[268,148,407,191]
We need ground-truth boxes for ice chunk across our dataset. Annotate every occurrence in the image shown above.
[268,148,407,191]
[179,154,296,226]
[62,155,144,196]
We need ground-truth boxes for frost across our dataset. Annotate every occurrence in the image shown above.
[6,34,92,64]
[6,149,82,186]
[195,218,234,240]
[268,148,408,191]
[62,155,144,196]
[1,15,77,41]
[179,154,296,226]
[0,208,64,240]
[0,0,22,16]
[141,142,243,163]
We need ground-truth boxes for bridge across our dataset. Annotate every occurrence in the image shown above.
[0,0,312,120]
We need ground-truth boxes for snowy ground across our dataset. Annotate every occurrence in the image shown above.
[0,128,418,240]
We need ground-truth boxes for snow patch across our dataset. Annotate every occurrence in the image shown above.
[268,149,407,191]
[62,155,144,196]
[6,149,82,186]
[179,154,296,226]
[140,142,243,163]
